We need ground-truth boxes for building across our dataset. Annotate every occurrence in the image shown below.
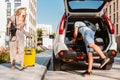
[37,24,52,36]
[37,24,53,49]
[0,1,6,46]
[103,0,120,50]
[0,0,37,48]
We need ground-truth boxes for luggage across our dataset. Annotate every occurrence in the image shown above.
[24,38,36,66]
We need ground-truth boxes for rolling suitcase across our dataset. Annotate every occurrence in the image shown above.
[24,38,36,66]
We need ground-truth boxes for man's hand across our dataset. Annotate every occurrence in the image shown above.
[70,38,76,44]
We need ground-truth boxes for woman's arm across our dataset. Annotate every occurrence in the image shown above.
[22,29,32,38]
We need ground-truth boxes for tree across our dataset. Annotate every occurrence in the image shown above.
[37,28,42,37]
[52,32,56,38]
[37,28,42,45]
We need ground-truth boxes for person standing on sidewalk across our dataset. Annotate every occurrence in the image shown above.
[71,21,110,76]
[6,6,31,71]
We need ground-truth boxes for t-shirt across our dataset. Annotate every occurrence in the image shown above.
[74,20,97,32]
[83,20,97,32]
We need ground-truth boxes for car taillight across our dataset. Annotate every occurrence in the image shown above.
[59,51,65,56]
[68,46,73,51]
[111,50,116,55]
[59,14,66,35]
[76,55,85,60]
[102,14,114,34]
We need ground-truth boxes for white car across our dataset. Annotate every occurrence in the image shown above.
[53,0,117,71]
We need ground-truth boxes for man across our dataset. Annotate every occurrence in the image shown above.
[71,21,110,76]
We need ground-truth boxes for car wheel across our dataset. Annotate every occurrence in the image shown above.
[102,63,113,70]
[53,51,62,71]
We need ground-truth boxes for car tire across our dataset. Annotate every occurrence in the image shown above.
[53,51,62,71]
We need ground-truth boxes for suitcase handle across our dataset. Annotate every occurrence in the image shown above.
[25,37,32,55]
[25,49,32,55]
[26,37,32,48]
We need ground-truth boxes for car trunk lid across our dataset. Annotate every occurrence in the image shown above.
[64,0,112,16]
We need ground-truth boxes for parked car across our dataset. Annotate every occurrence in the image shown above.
[53,0,117,71]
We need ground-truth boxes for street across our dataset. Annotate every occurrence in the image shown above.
[44,52,120,80]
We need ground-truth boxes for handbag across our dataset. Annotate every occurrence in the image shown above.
[9,16,17,41]
[6,16,17,42]
[10,16,17,37]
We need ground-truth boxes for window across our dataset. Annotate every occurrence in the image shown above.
[7,9,11,16]
[116,24,118,35]
[109,16,111,21]
[117,12,118,22]
[69,0,103,10]
[14,3,21,11]
[7,3,11,16]
[103,8,108,14]
[14,0,21,2]
[67,0,105,12]
[113,2,115,12]
[5,0,9,2]
[113,14,115,24]
[7,3,11,9]
[109,5,111,14]
[116,0,118,10]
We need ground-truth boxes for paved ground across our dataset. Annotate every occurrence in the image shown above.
[44,53,120,80]
[0,50,52,80]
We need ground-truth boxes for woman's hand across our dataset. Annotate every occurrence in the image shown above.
[26,35,32,39]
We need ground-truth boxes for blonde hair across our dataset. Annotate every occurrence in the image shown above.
[15,7,27,22]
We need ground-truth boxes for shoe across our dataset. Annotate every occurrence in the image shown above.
[11,60,15,70]
[19,66,27,71]
[81,71,92,76]
[100,58,110,68]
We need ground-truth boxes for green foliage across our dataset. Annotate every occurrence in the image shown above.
[52,32,56,37]
[37,28,42,37]
[0,52,10,63]
[36,49,44,53]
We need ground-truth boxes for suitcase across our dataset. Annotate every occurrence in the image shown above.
[24,38,36,66]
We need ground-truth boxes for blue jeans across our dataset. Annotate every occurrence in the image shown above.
[79,27,95,53]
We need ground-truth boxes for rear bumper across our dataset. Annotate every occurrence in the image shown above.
[58,50,87,61]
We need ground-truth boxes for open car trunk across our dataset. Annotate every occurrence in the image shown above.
[65,15,110,55]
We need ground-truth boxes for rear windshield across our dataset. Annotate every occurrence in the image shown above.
[68,0,105,12]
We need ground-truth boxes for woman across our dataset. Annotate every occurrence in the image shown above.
[6,7,31,70]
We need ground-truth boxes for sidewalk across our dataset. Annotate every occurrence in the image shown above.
[0,50,52,80]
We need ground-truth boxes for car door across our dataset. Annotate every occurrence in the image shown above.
[64,0,112,16]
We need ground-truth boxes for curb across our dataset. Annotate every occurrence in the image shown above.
[0,50,52,80]
[41,58,51,80]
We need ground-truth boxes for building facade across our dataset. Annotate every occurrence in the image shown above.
[0,0,37,47]
[37,24,53,49]
[37,24,52,36]
[0,1,6,46]
[103,0,120,50]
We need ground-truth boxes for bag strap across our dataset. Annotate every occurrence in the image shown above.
[15,15,16,26]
